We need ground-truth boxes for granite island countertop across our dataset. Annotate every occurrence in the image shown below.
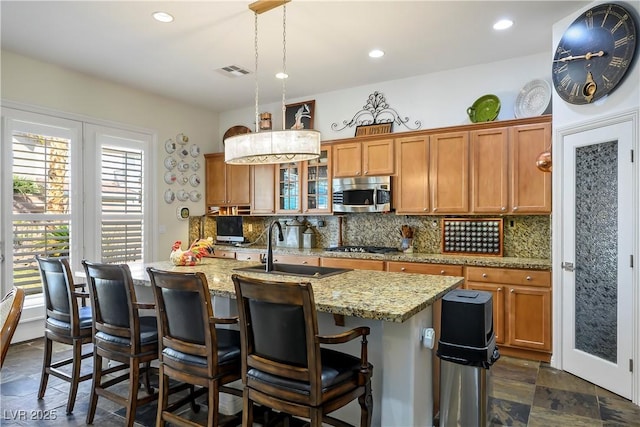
[129,258,463,323]
[212,244,552,270]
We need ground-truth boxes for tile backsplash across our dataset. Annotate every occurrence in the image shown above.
[189,214,551,259]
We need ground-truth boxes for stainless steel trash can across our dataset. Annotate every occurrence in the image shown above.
[437,289,500,427]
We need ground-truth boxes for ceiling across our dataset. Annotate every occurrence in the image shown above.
[1,1,588,113]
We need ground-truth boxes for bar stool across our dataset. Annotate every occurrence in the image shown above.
[232,274,373,427]
[0,286,25,368]
[35,256,93,414]
[147,268,242,426]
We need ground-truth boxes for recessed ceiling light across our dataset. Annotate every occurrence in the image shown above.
[369,49,385,58]
[493,19,513,31]
[275,72,288,79]
[153,11,174,23]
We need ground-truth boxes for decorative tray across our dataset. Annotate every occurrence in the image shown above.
[441,218,503,256]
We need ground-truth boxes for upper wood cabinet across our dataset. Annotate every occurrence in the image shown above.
[275,161,302,214]
[395,132,468,214]
[510,123,552,213]
[250,164,276,215]
[332,138,394,177]
[204,153,250,207]
[470,121,551,214]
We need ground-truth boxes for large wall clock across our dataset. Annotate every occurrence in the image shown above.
[552,3,637,105]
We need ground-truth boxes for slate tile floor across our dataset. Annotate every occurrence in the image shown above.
[2,339,640,426]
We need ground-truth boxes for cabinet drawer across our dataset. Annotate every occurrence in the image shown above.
[320,257,385,271]
[466,266,550,287]
[212,250,236,259]
[386,262,463,276]
[235,252,263,262]
[272,255,320,266]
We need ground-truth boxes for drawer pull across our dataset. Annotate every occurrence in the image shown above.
[526,276,532,281]
[440,270,445,275]
[401,267,406,271]
[302,261,308,264]
[510,288,514,293]
[482,273,488,278]
[497,287,502,292]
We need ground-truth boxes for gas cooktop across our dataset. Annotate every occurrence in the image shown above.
[325,246,400,254]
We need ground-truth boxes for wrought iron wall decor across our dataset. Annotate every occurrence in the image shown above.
[331,91,422,132]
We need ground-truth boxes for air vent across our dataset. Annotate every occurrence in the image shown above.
[216,65,251,78]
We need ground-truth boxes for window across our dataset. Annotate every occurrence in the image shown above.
[1,109,154,296]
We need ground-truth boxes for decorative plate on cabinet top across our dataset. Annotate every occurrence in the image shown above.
[514,79,551,118]
[466,94,500,123]
[222,125,251,145]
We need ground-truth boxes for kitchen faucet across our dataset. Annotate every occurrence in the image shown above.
[265,220,284,272]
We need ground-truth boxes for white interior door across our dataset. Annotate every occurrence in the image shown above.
[561,120,634,398]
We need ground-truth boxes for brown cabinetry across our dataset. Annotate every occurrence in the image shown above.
[205,153,250,208]
[275,161,302,214]
[465,266,551,360]
[250,164,276,215]
[320,257,385,271]
[302,147,332,214]
[332,138,394,178]
[395,132,468,214]
[470,127,509,213]
[272,254,320,266]
[386,261,463,276]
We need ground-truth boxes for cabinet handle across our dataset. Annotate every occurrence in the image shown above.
[356,172,361,176]
[440,270,445,275]
[510,288,514,293]
[423,208,428,211]
[513,206,519,212]
[274,259,279,262]
[526,275,532,281]
[433,208,437,212]
[364,170,368,175]
[401,267,406,271]
[482,273,488,278]
[497,287,502,292]
[302,261,308,264]
[501,207,506,212]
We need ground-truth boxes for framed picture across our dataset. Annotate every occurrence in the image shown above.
[285,100,315,130]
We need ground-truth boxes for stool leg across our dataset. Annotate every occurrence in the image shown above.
[66,339,82,414]
[155,364,168,427]
[125,359,140,427]
[37,335,52,399]
[86,352,102,424]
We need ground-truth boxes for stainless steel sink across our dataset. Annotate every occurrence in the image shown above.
[233,263,351,279]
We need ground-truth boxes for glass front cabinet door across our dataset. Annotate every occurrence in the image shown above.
[276,161,302,214]
[303,147,331,214]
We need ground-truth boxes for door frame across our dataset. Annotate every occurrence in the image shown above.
[552,108,639,405]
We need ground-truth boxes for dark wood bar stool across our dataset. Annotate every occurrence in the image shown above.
[231,274,373,427]
[82,260,159,427]
[0,286,25,369]
[35,256,93,414]
[147,268,242,427]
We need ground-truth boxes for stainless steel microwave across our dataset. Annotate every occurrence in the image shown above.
[332,176,392,213]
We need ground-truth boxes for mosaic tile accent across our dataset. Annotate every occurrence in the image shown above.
[575,141,618,363]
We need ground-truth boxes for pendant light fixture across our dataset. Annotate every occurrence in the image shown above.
[225,0,321,165]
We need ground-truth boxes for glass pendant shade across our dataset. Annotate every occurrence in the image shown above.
[225,129,321,164]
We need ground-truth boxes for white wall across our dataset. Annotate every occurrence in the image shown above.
[1,50,220,260]
[219,52,551,150]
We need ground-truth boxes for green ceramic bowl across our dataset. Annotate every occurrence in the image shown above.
[467,94,501,123]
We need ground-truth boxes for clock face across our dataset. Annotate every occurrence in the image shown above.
[552,3,637,105]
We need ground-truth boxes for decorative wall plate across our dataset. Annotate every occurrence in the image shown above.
[164,156,177,170]
[176,189,189,201]
[164,139,176,154]
[190,144,200,157]
[178,174,189,186]
[189,190,202,202]
[189,174,200,187]
[164,171,177,185]
[191,159,200,171]
[177,147,189,158]
[164,189,175,203]
[177,160,189,172]
[176,133,189,145]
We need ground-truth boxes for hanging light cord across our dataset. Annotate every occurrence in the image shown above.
[281,4,287,130]
[254,11,259,133]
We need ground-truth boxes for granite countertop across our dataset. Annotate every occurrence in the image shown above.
[129,258,463,323]
[214,244,552,270]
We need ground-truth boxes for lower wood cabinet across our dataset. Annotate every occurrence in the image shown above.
[320,257,385,271]
[465,266,551,361]
[211,249,236,259]
[271,254,320,266]
[386,261,462,276]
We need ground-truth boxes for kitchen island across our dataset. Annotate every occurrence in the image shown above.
[129,257,463,426]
